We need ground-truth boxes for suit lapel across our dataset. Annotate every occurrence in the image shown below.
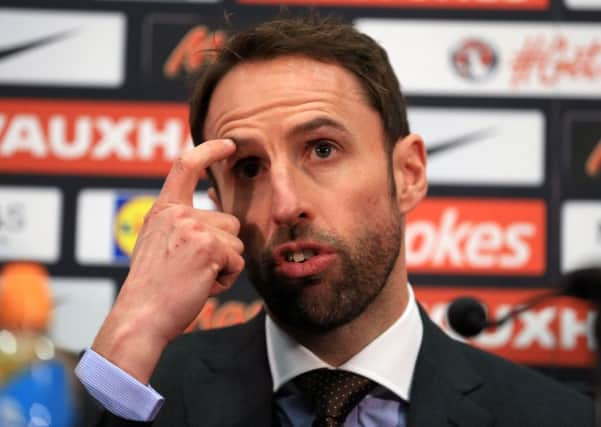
[228,331,275,427]
[407,307,493,427]
[183,313,275,427]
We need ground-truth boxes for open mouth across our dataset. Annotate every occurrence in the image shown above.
[284,249,317,263]
[273,242,335,278]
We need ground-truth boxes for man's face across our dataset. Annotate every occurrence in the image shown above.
[204,56,405,332]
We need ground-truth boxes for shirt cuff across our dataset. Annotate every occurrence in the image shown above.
[75,348,165,422]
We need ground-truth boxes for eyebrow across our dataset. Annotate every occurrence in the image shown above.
[225,116,350,149]
[288,116,349,138]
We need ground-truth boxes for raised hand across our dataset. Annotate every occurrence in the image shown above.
[91,139,244,383]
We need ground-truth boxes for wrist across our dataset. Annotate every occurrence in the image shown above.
[92,306,168,384]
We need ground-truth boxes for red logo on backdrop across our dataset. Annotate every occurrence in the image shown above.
[587,139,601,178]
[416,287,596,367]
[511,35,601,88]
[0,99,191,177]
[186,298,263,332]
[163,26,226,79]
[406,198,546,275]
[451,38,498,81]
[238,0,548,10]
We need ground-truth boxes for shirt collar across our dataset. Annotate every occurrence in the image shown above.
[265,284,423,401]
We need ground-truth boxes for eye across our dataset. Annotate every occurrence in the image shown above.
[312,141,336,159]
[233,157,261,179]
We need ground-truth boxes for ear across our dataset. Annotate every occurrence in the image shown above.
[208,187,223,211]
[391,133,428,214]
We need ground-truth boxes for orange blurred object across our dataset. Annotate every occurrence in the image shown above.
[585,139,601,177]
[0,262,52,331]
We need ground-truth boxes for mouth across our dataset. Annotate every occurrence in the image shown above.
[272,241,336,278]
[284,248,317,263]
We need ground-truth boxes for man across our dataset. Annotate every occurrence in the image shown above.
[76,15,595,427]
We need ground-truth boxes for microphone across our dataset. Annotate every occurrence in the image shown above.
[561,267,601,301]
[446,267,601,338]
[447,297,487,338]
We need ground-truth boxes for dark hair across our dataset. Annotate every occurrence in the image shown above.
[189,14,410,152]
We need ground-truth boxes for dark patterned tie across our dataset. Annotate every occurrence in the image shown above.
[295,369,376,427]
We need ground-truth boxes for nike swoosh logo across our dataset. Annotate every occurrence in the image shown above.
[0,29,75,62]
[427,127,496,156]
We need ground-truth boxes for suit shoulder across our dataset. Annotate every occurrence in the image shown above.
[457,340,594,425]
[151,315,263,385]
[163,318,260,361]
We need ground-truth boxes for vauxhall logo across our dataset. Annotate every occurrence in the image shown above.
[428,301,596,351]
[0,114,191,160]
[0,99,191,176]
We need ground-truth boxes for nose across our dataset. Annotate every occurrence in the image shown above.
[270,163,312,227]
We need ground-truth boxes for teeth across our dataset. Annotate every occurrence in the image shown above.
[286,249,316,263]
[303,249,315,259]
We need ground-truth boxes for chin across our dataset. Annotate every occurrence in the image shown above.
[262,276,378,333]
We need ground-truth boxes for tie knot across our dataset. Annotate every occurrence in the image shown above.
[295,369,376,426]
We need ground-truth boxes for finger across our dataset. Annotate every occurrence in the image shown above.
[186,209,241,236]
[210,227,244,255]
[211,251,245,295]
[162,213,242,250]
[178,221,245,255]
[158,139,235,205]
[143,204,240,238]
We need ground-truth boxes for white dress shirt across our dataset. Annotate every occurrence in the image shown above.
[267,284,423,400]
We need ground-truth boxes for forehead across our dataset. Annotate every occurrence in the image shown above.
[203,55,373,138]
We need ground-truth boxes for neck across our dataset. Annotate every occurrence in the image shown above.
[275,259,409,367]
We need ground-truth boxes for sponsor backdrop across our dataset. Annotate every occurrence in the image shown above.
[1,0,600,401]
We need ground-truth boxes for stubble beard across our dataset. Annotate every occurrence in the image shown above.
[244,206,403,333]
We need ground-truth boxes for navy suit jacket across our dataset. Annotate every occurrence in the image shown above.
[94,308,595,427]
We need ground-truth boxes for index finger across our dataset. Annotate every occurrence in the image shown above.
[158,139,236,205]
